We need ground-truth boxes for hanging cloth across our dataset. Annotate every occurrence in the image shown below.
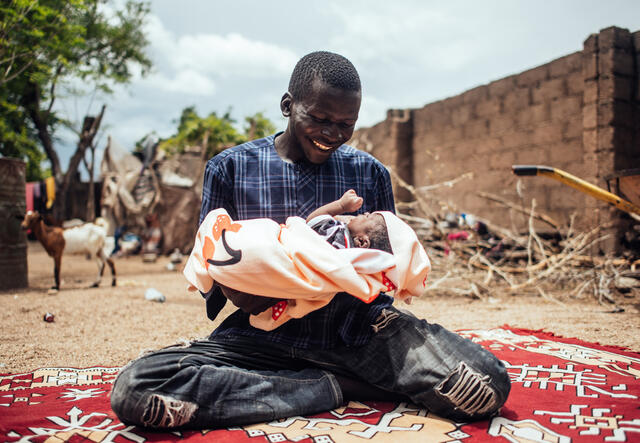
[25,183,35,212]
[45,177,55,209]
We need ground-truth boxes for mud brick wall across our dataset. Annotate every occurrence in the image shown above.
[352,26,640,253]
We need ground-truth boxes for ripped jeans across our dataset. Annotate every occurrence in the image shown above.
[110,307,510,429]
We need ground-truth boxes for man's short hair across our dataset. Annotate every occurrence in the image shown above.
[288,51,361,100]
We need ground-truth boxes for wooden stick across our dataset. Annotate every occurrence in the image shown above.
[477,191,561,230]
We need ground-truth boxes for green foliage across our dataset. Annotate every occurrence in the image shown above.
[0,0,152,178]
[158,107,276,159]
[244,112,277,141]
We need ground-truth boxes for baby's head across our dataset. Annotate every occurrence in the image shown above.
[347,212,392,253]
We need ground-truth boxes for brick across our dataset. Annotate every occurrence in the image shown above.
[598,76,634,101]
[516,146,546,164]
[583,80,598,104]
[597,126,616,151]
[489,115,515,135]
[462,85,489,104]
[566,71,584,96]
[583,34,598,54]
[430,109,452,128]
[444,94,464,108]
[463,119,489,138]
[451,104,473,126]
[515,103,551,128]
[550,52,582,78]
[563,115,583,140]
[596,150,616,173]
[476,137,501,154]
[442,125,464,142]
[633,30,640,49]
[412,119,431,136]
[433,144,457,164]
[598,49,635,76]
[598,26,632,49]
[502,131,531,150]
[532,122,564,145]
[475,98,501,117]
[417,132,443,147]
[549,140,583,164]
[550,96,582,120]
[532,78,567,103]
[453,139,478,156]
[598,100,636,128]
[423,101,445,116]
[488,76,516,98]
[549,183,587,210]
[582,104,598,129]
[577,154,599,179]
[503,87,530,112]
[488,150,517,170]
[516,65,549,87]
[582,52,599,80]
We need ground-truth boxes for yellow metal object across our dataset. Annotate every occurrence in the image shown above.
[512,165,640,217]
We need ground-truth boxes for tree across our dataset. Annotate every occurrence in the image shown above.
[157,107,276,160]
[244,112,277,141]
[0,0,151,217]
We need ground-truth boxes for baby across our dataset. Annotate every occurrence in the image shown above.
[218,189,392,315]
[305,189,392,253]
[184,191,430,330]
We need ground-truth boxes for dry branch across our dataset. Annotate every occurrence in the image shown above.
[477,191,561,230]
[397,174,639,304]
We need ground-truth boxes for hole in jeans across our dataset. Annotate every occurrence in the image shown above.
[141,393,197,428]
[371,308,399,333]
[435,361,498,417]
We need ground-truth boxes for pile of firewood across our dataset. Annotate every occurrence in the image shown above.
[389,170,640,304]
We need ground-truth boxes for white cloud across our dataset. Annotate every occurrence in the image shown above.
[172,33,298,77]
[327,1,484,71]
[144,14,297,81]
[144,69,216,95]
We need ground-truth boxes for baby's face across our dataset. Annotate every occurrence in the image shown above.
[347,212,384,237]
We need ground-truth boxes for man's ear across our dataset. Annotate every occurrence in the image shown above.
[280,92,293,117]
[353,234,370,249]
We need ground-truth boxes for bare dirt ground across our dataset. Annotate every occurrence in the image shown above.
[1,241,639,374]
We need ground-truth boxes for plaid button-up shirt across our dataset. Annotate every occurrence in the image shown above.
[199,134,396,349]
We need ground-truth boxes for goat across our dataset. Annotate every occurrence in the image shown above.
[21,211,116,290]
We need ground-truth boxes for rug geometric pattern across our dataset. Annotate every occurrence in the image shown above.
[1,326,639,442]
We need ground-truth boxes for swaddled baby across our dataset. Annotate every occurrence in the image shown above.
[184,190,430,330]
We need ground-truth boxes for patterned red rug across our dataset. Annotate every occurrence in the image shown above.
[2,326,639,442]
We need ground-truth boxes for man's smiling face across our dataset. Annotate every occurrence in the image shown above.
[286,77,361,164]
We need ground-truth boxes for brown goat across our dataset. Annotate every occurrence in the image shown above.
[21,211,116,290]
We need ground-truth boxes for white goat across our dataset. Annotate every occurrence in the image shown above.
[21,211,116,290]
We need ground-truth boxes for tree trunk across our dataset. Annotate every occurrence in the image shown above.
[56,104,106,221]
[23,81,62,182]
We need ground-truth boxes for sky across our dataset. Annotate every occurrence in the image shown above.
[56,0,640,174]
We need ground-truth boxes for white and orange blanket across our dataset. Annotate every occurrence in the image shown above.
[183,209,430,330]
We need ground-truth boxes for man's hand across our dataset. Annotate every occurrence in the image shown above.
[218,283,280,315]
[339,189,363,213]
